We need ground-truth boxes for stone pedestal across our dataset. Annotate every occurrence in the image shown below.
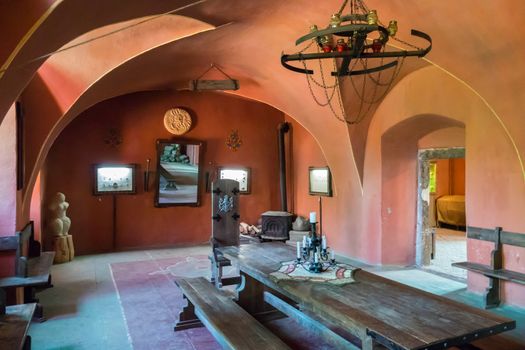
[53,235,75,264]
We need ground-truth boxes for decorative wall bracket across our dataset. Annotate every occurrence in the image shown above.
[226,129,243,151]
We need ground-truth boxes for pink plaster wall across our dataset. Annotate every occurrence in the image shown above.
[0,104,17,235]
[0,104,17,277]
[365,66,525,305]
[29,172,42,242]
[418,127,466,149]
[285,116,336,239]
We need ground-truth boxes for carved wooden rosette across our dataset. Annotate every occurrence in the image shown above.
[163,108,192,135]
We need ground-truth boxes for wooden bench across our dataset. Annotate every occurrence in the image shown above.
[452,226,525,308]
[0,222,55,321]
[174,277,291,350]
[0,289,36,350]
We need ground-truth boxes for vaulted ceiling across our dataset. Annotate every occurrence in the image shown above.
[2,1,525,257]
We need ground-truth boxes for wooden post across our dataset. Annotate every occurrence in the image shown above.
[484,227,502,308]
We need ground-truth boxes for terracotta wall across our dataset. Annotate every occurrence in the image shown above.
[29,173,42,242]
[285,116,332,230]
[450,158,465,195]
[434,158,465,198]
[0,104,17,277]
[42,91,284,255]
[0,104,17,235]
[435,159,451,198]
[364,66,525,306]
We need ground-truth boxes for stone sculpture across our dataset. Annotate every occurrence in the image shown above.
[292,216,311,231]
[48,192,75,263]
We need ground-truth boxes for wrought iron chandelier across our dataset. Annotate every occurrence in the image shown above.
[295,214,336,273]
[281,0,432,124]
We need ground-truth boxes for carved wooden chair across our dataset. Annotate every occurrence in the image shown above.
[209,179,242,288]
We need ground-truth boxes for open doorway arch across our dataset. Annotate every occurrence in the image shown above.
[380,114,464,265]
[416,147,465,270]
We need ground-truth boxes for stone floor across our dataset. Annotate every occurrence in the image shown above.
[28,244,525,349]
[426,227,467,280]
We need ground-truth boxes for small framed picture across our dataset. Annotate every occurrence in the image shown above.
[309,166,332,196]
[218,166,251,194]
[93,164,137,195]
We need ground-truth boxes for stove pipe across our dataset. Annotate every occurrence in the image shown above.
[278,122,290,212]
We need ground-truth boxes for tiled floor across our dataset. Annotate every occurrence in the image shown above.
[28,245,525,349]
[426,227,467,279]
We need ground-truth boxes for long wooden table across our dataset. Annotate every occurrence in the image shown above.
[219,243,516,350]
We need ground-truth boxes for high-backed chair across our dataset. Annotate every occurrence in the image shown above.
[209,179,241,288]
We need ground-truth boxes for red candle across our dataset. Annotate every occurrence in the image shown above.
[372,39,383,53]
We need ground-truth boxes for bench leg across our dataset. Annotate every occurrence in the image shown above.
[236,272,285,323]
[23,335,31,350]
[236,272,266,314]
[210,259,218,286]
[361,335,377,350]
[174,295,203,331]
[32,303,46,323]
[484,278,500,309]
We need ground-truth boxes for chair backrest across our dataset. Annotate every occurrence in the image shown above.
[0,222,39,277]
[211,179,240,247]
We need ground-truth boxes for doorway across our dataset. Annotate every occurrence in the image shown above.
[416,148,467,280]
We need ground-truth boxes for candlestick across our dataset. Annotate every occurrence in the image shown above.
[331,250,335,260]
[296,242,301,259]
[319,196,323,235]
[302,235,307,247]
[322,235,327,249]
[309,211,316,223]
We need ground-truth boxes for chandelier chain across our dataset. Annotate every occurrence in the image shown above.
[281,0,431,125]
[302,59,338,107]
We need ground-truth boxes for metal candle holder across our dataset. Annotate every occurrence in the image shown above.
[296,222,336,273]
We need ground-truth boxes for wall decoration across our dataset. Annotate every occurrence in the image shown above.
[164,108,192,135]
[189,63,240,91]
[308,166,332,196]
[155,139,203,207]
[93,164,137,195]
[226,129,242,151]
[218,166,251,194]
[104,128,123,148]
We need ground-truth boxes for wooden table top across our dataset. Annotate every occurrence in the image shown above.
[0,303,36,350]
[219,243,516,350]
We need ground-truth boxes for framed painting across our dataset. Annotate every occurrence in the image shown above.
[93,163,137,195]
[154,139,204,207]
[218,166,251,194]
[308,166,332,196]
